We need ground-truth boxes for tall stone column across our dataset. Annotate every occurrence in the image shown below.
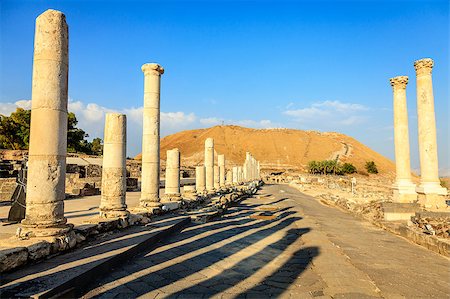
[195,166,206,194]
[389,76,417,203]
[232,167,238,184]
[218,154,225,187]
[140,63,164,209]
[257,161,261,179]
[214,166,220,190]
[238,166,243,183]
[163,148,181,201]
[100,113,129,218]
[21,10,71,237]
[414,58,447,208]
[205,138,215,192]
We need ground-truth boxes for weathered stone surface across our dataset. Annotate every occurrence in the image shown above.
[163,148,182,201]
[99,113,128,218]
[140,63,164,208]
[0,247,28,272]
[27,240,51,260]
[205,138,215,192]
[20,9,70,237]
[195,166,206,193]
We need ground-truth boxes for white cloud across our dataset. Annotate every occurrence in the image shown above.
[200,117,223,126]
[283,100,369,129]
[0,100,31,115]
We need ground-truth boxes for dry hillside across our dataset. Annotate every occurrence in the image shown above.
[135,125,396,175]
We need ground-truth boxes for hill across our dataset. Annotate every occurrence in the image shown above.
[135,125,396,175]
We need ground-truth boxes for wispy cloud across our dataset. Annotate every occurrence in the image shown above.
[283,100,370,129]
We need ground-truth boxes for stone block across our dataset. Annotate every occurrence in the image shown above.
[27,240,51,261]
[382,202,420,221]
[0,247,28,273]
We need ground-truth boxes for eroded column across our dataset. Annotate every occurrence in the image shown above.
[218,154,225,188]
[163,148,181,201]
[214,165,220,190]
[205,138,215,192]
[100,113,129,218]
[226,170,233,186]
[414,58,447,208]
[195,166,206,194]
[389,76,417,203]
[140,63,164,209]
[232,166,238,184]
[21,9,70,237]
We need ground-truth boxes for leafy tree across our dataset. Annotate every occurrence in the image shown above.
[0,108,102,155]
[341,163,357,174]
[0,108,31,149]
[365,161,378,174]
[91,138,103,155]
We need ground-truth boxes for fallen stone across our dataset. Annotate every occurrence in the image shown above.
[27,240,51,261]
[0,247,28,273]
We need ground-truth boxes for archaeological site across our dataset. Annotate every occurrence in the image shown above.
[0,3,449,298]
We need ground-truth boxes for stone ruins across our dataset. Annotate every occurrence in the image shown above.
[0,9,448,281]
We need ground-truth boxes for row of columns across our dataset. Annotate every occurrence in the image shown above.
[390,58,447,209]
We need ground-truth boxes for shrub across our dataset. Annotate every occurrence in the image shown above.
[365,161,378,174]
[341,163,357,174]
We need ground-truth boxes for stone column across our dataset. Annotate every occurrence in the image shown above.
[389,76,417,203]
[21,10,71,237]
[99,113,129,218]
[214,165,220,190]
[218,154,225,187]
[140,63,164,209]
[238,166,243,183]
[414,58,447,208]
[164,148,181,201]
[205,138,215,191]
[232,167,238,184]
[257,161,261,179]
[226,170,233,186]
[195,166,206,194]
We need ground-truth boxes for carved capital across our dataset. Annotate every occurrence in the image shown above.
[389,76,408,89]
[142,63,164,76]
[414,58,433,75]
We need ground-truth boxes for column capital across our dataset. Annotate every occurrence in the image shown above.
[142,63,164,76]
[414,58,433,75]
[389,76,408,89]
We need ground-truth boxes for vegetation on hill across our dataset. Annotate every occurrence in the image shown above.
[307,160,358,175]
[365,161,378,174]
[0,108,103,155]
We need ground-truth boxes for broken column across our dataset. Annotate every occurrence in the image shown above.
[226,170,233,186]
[414,58,448,209]
[218,154,225,188]
[140,63,164,209]
[163,148,182,201]
[99,113,129,218]
[232,166,238,185]
[195,166,206,194]
[205,138,215,192]
[389,76,417,203]
[214,165,220,190]
[21,9,71,237]
[238,166,243,183]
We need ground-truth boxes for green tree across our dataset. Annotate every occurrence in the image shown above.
[341,163,357,174]
[0,108,31,149]
[365,161,378,174]
[91,137,103,155]
[0,109,101,155]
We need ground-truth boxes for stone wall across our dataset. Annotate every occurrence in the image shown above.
[0,178,16,202]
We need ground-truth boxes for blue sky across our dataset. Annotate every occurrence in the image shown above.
[1,0,448,174]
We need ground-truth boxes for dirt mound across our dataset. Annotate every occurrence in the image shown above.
[135,125,395,175]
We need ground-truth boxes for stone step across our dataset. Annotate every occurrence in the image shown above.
[0,216,190,298]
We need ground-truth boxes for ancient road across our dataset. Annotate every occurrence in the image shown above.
[83,184,450,298]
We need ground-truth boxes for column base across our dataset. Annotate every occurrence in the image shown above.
[99,209,130,219]
[392,181,417,203]
[161,193,182,202]
[139,199,162,208]
[416,182,448,196]
[19,223,73,238]
[417,193,448,211]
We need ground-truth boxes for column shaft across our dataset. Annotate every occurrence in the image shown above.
[195,166,206,193]
[218,154,225,187]
[164,148,181,200]
[205,138,215,191]
[100,113,128,217]
[214,166,220,190]
[140,63,164,208]
[21,9,70,237]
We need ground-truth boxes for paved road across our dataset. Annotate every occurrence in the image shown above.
[83,184,450,298]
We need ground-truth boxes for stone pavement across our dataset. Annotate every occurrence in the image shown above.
[81,184,450,298]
